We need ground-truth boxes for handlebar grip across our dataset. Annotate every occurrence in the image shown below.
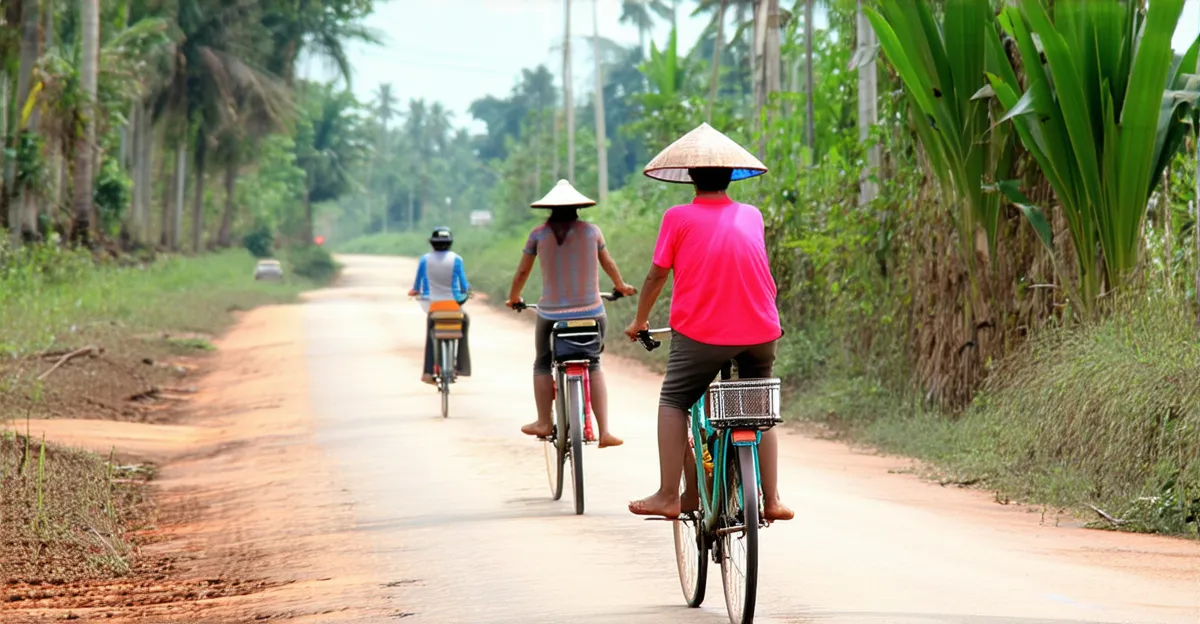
[636,330,661,352]
[512,302,527,312]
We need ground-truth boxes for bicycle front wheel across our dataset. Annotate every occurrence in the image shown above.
[565,376,586,515]
[721,444,760,624]
[673,468,708,607]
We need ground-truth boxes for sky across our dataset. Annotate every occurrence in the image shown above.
[303,0,1200,133]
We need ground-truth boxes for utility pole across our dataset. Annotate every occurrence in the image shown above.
[592,0,607,203]
[804,0,815,155]
[564,0,575,183]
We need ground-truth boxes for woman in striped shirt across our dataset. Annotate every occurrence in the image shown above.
[505,180,636,448]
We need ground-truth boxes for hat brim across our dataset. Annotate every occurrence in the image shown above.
[643,166,767,184]
[529,201,596,209]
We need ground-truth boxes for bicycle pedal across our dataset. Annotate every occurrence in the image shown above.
[642,517,676,522]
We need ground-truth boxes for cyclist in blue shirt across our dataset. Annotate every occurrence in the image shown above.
[408,227,471,384]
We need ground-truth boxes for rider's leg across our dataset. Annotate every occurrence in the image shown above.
[586,368,623,448]
[421,317,436,385]
[456,313,472,376]
[588,318,622,448]
[521,318,556,437]
[736,340,793,521]
[630,333,729,518]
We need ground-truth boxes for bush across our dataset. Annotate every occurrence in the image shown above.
[286,245,339,283]
[243,225,275,259]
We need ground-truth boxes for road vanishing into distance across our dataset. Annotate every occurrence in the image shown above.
[299,254,1200,624]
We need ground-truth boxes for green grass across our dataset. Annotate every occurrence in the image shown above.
[790,298,1200,535]
[0,248,317,357]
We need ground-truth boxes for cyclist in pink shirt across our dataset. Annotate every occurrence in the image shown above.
[624,123,793,522]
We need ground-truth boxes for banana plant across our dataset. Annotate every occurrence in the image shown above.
[986,0,1200,309]
[864,0,1017,272]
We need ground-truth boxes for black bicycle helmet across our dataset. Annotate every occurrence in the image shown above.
[429,227,453,244]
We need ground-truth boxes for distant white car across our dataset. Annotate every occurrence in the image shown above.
[254,259,284,281]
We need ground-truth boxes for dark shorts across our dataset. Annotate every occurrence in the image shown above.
[660,331,777,410]
[534,315,606,375]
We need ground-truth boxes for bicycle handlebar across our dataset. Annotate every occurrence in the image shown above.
[636,328,671,351]
[511,289,625,313]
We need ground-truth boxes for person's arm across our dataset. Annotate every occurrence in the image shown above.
[598,250,636,296]
[624,213,676,339]
[624,264,670,339]
[506,254,536,307]
[453,256,470,302]
[408,256,428,297]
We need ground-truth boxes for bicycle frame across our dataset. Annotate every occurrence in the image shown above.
[688,395,763,535]
[554,361,597,442]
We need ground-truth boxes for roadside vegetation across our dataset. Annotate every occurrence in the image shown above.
[0,247,331,585]
[336,2,1200,536]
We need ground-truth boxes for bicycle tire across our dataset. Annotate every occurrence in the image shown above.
[566,376,586,515]
[721,444,759,624]
[439,341,451,418]
[547,373,568,501]
[673,467,708,607]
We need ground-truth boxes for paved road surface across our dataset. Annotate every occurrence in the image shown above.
[302,255,1200,624]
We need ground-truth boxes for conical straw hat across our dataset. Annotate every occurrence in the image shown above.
[643,122,767,184]
[530,179,596,208]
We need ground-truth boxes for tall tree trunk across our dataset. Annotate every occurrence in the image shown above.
[160,146,173,247]
[856,0,879,205]
[72,0,100,245]
[191,138,206,252]
[804,0,815,155]
[128,104,143,246]
[707,0,727,123]
[9,0,41,241]
[0,73,8,231]
[592,0,608,203]
[564,0,575,183]
[303,173,314,243]
[139,109,154,244]
[217,148,237,247]
[172,144,186,249]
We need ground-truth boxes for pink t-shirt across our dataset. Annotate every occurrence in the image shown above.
[652,195,782,346]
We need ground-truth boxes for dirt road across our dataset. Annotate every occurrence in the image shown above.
[295,254,1199,624]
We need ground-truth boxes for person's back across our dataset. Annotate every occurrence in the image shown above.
[420,250,465,303]
[656,196,780,346]
[525,221,604,320]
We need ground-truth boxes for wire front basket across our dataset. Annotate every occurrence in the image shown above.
[705,378,782,430]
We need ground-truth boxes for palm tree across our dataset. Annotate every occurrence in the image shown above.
[73,0,100,244]
[9,0,42,241]
[295,83,367,243]
[619,0,672,54]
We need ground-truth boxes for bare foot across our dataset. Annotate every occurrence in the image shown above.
[681,488,700,513]
[421,374,436,386]
[521,422,553,438]
[764,499,794,522]
[628,493,681,518]
[598,433,624,448]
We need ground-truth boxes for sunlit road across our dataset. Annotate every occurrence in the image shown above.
[302,254,1200,624]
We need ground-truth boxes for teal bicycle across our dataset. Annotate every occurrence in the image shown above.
[637,328,782,624]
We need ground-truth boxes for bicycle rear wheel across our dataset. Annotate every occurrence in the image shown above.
[439,341,452,418]
[721,444,760,624]
[673,468,708,607]
[565,376,586,515]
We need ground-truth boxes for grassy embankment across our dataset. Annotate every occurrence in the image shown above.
[0,246,336,583]
[338,201,1200,536]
